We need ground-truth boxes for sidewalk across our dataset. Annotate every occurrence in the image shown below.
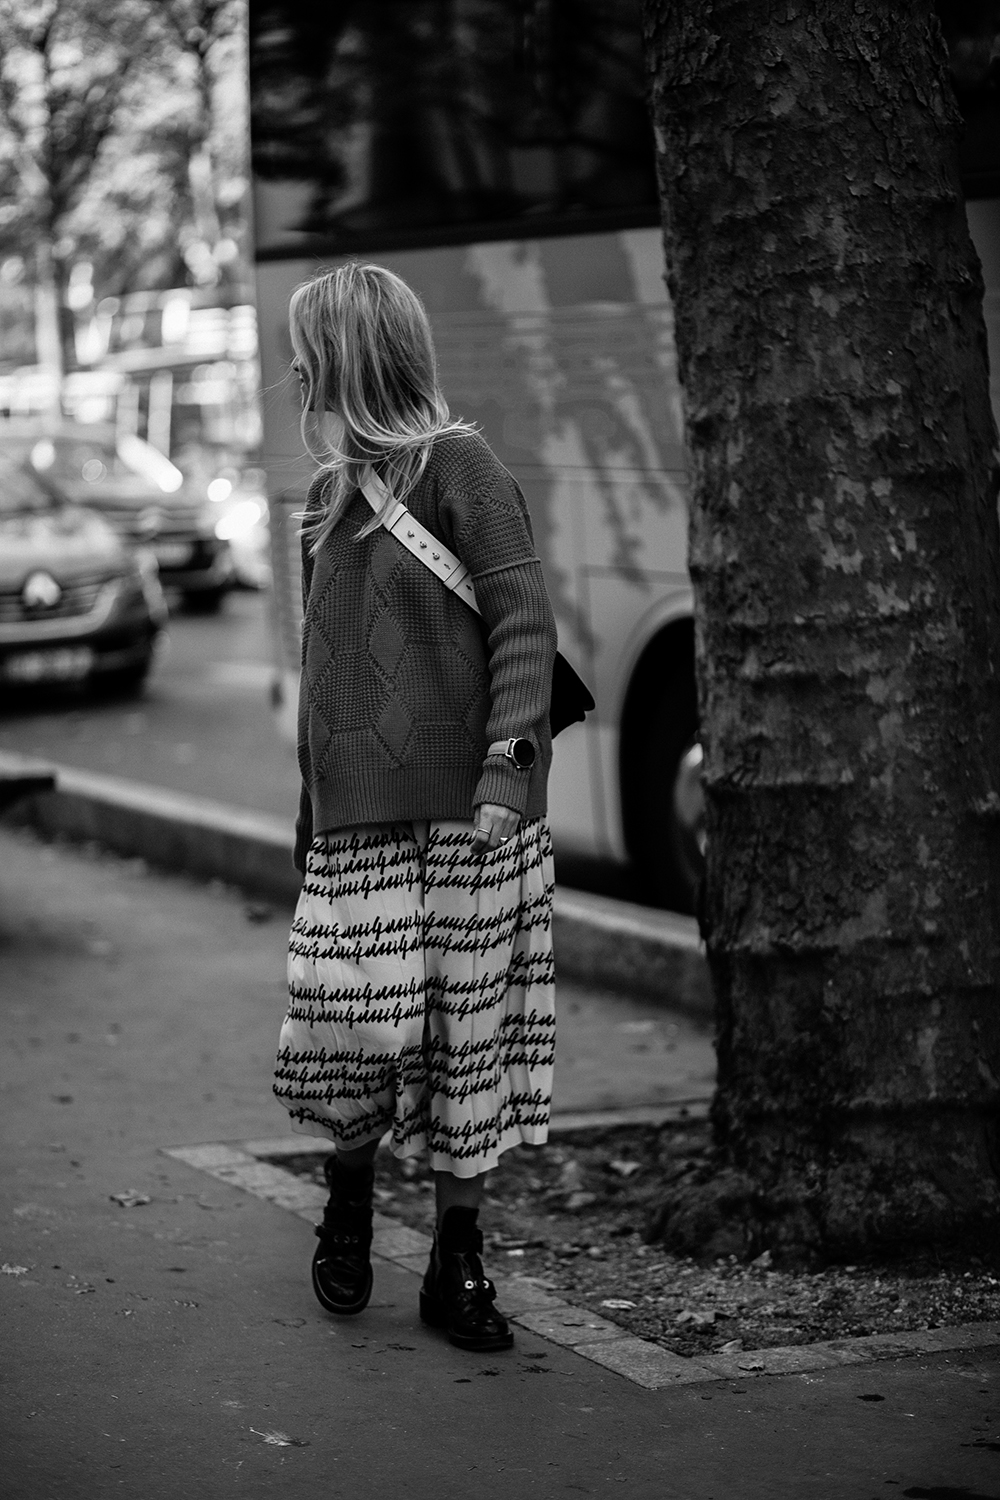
[1,825,997,1499]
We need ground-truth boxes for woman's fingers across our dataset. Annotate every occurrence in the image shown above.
[472,803,521,855]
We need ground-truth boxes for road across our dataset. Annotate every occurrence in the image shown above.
[0,589,301,821]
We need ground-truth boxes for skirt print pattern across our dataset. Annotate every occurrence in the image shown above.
[275,818,556,1177]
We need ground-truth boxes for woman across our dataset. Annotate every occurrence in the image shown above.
[274,263,558,1353]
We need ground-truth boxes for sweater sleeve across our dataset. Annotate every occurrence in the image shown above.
[445,443,557,817]
[293,473,327,871]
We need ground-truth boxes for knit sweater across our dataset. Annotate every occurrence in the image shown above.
[293,431,558,872]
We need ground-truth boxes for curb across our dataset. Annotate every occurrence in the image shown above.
[165,1136,1000,1392]
[2,752,711,1014]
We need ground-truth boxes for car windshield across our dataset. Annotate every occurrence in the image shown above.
[34,438,137,485]
[0,460,54,514]
[26,433,184,494]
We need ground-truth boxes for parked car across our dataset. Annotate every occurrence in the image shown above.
[0,421,235,612]
[0,457,166,694]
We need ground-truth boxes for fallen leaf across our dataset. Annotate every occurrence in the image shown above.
[249,1428,310,1448]
[600,1299,636,1311]
[675,1309,715,1327]
[609,1160,642,1178]
[564,1191,598,1213]
[559,1160,584,1191]
[1,1264,29,1276]
[110,1190,151,1209]
[718,1339,743,1354]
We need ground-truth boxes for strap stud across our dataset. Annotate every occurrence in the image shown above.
[432,552,440,560]
[419,541,427,549]
[406,530,414,538]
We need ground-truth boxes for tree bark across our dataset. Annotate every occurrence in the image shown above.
[642,0,1000,1258]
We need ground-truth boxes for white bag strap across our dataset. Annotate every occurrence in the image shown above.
[360,468,481,615]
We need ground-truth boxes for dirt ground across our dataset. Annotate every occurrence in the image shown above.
[273,1119,1000,1357]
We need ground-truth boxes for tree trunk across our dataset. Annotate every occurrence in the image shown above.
[33,239,64,414]
[642,0,1000,1259]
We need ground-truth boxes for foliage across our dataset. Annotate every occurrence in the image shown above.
[0,0,250,310]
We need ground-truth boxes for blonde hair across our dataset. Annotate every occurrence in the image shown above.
[289,263,475,553]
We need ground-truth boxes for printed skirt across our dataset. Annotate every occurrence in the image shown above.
[274,818,556,1177]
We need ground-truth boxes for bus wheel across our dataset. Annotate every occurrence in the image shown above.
[627,676,703,913]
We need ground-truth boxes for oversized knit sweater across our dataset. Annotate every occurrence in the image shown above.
[293,431,557,873]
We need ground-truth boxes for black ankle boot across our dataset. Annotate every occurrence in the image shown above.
[311,1155,375,1316]
[419,1206,513,1351]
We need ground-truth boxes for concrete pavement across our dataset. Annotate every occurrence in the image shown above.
[2,824,998,1499]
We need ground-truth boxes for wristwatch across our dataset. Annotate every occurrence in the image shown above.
[486,737,536,771]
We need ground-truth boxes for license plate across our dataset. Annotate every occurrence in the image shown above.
[4,647,94,683]
[152,542,193,567]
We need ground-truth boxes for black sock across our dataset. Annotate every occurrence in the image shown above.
[439,1205,480,1250]
[326,1155,375,1203]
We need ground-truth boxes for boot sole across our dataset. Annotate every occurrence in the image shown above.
[419,1289,514,1351]
[311,1257,373,1317]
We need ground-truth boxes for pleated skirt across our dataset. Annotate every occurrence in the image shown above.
[274,818,556,1177]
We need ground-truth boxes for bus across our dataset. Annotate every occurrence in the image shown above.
[248,0,1000,912]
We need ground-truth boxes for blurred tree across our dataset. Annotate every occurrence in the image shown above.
[0,0,250,395]
[0,0,155,396]
[642,0,1000,1259]
[157,0,250,289]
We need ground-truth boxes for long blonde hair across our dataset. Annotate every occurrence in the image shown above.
[289,263,475,553]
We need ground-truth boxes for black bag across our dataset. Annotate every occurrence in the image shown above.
[550,650,595,737]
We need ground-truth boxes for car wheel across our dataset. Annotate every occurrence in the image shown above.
[182,587,227,615]
[626,665,703,914]
[95,653,154,700]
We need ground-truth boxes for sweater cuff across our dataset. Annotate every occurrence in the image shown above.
[473,759,532,818]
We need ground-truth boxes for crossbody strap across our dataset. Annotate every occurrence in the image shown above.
[360,469,481,615]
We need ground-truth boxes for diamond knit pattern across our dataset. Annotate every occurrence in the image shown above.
[294,433,558,871]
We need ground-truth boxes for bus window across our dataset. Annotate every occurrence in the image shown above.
[250,0,658,255]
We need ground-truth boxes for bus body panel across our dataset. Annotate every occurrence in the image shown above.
[255,226,691,868]
[257,206,1000,876]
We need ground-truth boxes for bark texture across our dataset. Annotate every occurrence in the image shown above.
[643,0,1000,1257]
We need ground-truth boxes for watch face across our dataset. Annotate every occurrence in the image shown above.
[511,738,536,769]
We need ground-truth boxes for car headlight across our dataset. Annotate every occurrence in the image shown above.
[215,500,264,541]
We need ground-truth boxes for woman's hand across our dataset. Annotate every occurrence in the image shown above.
[472,803,521,856]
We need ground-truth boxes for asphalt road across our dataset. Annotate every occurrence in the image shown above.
[0,589,301,821]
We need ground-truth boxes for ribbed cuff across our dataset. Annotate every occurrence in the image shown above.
[473,759,531,817]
